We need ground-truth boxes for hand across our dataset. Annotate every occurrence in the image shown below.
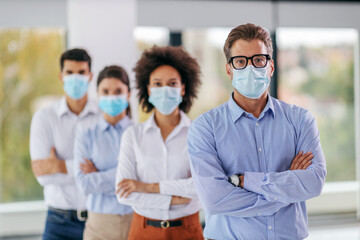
[239,175,244,189]
[80,158,98,174]
[116,179,159,198]
[170,196,191,205]
[290,151,313,170]
[32,147,67,177]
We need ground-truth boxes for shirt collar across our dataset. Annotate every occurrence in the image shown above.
[56,96,99,118]
[227,93,275,123]
[56,97,71,117]
[100,115,131,132]
[143,110,191,133]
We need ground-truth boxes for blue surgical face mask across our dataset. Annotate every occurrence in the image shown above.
[63,74,90,100]
[148,86,182,115]
[232,65,270,99]
[98,94,128,117]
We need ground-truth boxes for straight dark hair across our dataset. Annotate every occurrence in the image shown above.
[97,65,131,117]
[60,48,92,71]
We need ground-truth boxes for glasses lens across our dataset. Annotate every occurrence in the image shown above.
[232,57,247,69]
[253,55,268,68]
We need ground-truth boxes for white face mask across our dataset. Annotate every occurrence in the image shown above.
[148,86,182,115]
[232,65,270,99]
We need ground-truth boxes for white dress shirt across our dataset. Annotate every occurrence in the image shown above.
[30,96,101,210]
[116,111,201,220]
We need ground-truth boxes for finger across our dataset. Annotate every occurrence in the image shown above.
[118,180,129,186]
[298,154,313,169]
[120,185,132,197]
[302,161,312,170]
[124,188,134,198]
[80,165,87,172]
[120,186,133,198]
[290,151,303,170]
[293,152,311,170]
[117,181,127,189]
[124,191,132,198]
[84,158,93,166]
[50,147,57,158]
[294,151,303,161]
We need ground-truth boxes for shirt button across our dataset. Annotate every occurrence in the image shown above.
[274,197,278,201]
[256,122,259,126]
[258,147,262,152]
[258,213,261,216]
[268,225,272,230]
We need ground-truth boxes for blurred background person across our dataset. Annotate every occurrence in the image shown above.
[30,48,100,240]
[74,66,134,240]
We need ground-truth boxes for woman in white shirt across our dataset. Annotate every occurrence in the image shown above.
[115,46,202,240]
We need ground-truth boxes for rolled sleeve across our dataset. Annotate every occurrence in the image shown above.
[159,178,198,199]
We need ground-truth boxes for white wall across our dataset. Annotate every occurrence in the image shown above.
[0,0,66,27]
[67,0,137,105]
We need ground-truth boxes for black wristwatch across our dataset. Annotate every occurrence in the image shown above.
[228,174,242,187]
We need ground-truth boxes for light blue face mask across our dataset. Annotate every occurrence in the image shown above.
[148,86,182,115]
[98,94,128,117]
[232,65,270,99]
[63,74,90,100]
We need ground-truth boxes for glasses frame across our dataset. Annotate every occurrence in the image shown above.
[228,54,271,70]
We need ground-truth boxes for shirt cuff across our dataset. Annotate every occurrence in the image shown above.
[159,181,170,195]
[65,159,74,176]
[244,172,265,194]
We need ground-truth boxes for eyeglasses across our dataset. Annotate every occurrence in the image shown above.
[228,54,271,70]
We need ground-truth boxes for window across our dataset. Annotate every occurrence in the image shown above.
[0,28,65,203]
[182,28,232,119]
[277,28,358,182]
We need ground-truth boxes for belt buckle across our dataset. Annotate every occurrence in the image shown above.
[77,210,87,221]
[160,220,170,229]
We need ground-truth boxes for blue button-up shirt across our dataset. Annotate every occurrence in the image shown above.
[74,116,133,215]
[188,94,326,240]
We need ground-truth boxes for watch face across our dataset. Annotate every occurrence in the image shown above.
[230,175,240,187]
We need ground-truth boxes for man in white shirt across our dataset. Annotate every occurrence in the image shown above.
[30,48,100,240]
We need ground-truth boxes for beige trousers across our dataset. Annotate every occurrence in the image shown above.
[83,212,133,240]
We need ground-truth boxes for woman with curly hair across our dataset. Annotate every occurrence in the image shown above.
[115,46,203,240]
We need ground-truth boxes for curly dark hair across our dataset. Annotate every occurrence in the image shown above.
[133,46,201,113]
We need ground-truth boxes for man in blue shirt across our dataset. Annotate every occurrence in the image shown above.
[188,23,326,240]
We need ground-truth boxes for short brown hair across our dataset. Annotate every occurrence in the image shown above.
[223,23,273,61]
[60,48,91,71]
[134,46,201,113]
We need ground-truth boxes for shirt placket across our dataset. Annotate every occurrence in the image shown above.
[267,215,275,240]
[158,129,169,219]
[254,119,266,172]
[255,118,275,238]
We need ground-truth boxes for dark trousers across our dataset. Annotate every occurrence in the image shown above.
[43,208,85,240]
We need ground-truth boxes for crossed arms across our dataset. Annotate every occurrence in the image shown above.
[187,112,326,217]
